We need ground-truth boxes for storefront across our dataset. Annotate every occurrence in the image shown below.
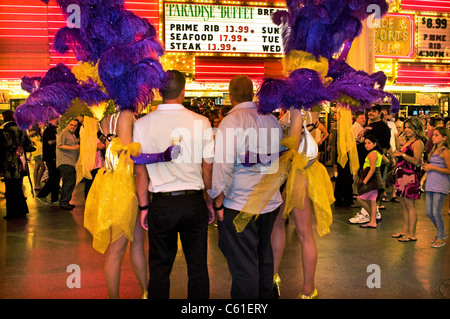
[374,0,450,117]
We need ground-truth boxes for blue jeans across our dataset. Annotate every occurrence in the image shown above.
[425,191,448,240]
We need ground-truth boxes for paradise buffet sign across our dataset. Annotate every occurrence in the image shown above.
[163,1,286,54]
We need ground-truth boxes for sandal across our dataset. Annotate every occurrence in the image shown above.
[398,236,417,242]
[431,239,446,248]
[391,232,406,238]
[380,196,388,202]
[360,224,377,229]
[390,197,400,203]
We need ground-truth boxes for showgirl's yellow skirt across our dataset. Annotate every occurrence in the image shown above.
[84,138,140,254]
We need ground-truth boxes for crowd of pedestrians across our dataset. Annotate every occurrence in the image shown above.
[0,73,448,300]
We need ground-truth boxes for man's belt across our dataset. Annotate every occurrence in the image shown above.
[154,190,202,196]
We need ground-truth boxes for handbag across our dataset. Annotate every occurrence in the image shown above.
[298,110,318,168]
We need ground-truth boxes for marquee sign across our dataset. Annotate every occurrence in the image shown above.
[163,2,286,54]
[374,13,415,59]
[417,15,450,60]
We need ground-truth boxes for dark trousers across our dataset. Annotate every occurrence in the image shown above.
[58,164,76,207]
[37,159,60,203]
[147,192,209,299]
[218,206,279,299]
[334,155,354,207]
[84,168,100,199]
[4,177,29,219]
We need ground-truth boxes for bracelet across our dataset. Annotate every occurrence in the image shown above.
[138,204,149,211]
[213,203,224,211]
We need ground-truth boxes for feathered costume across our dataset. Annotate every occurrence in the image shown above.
[239,0,399,235]
[15,0,170,253]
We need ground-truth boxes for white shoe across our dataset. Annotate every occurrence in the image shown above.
[376,210,382,222]
[349,207,382,224]
[349,210,370,224]
[36,196,50,205]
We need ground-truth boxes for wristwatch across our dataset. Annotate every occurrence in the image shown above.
[138,204,149,211]
[213,203,224,211]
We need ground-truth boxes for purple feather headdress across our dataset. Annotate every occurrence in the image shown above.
[14,64,107,130]
[30,0,167,117]
[258,0,396,114]
[274,0,389,58]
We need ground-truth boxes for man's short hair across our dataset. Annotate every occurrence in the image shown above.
[369,104,382,113]
[229,75,253,103]
[2,110,14,122]
[160,70,185,100]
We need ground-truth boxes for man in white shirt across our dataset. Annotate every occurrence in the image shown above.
[208,75,283,299]
[134,70,215,299]
[381,108,398,154]
[352,112,366,144]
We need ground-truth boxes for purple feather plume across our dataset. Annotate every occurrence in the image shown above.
[21,76,42,93]
[385,92,400,114]
[284,68,336,110]
[256,78,288,114]
[257,1,397,114]
[279,0,390,59]
[49,0,167,112]
[328,71,388,112]
[14,64,108,130]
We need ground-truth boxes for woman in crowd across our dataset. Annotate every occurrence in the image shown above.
[28,124,46,191]
[423,126,450,248]
[391,117,426,242]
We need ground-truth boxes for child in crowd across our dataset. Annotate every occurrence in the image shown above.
[357,135,387,228]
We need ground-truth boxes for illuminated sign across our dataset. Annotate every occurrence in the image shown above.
[417,15,450,60]
[374,13,415,59]
[401,0,450,13]
[163,2,286,54]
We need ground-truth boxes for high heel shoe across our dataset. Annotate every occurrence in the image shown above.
[273,273,281,299]
[298,288,318,299]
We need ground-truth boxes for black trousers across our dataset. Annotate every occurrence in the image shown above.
[4,177,29,219]
[84,168,100,199]
[58,164,76,207]
[147,191,209,299]
[37,159,60,203]
[218,206,279,299]
[334,155,354,207]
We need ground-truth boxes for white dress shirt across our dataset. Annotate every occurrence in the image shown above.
[133,103,215,193]
[208,101,283,213]
[352,121,364,143]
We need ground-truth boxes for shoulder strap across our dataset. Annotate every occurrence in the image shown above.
[438,146,448,155]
